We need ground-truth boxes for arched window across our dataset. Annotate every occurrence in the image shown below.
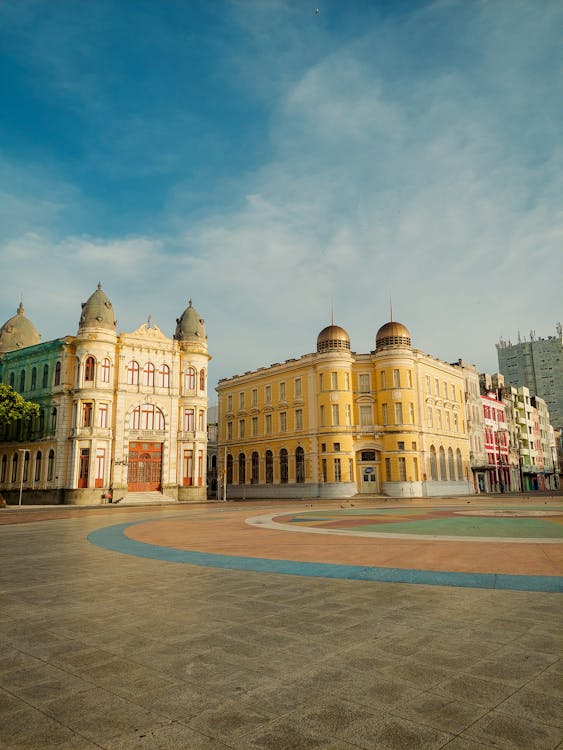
[185,367,196,390]
[101,358,111,383]
[265,450,273,484]
[51,407,57,433]
[251,452,259,484]
[39,408,45,434]
[456,449,463,480]
[238,453,246,484]
[35,451,42,482]
[280,449,288,484]
[19,370,26,392]
[9,372,15,388]
[1,454,7,483]
[42,364,49,388]
[31,367,37,390]
[131,404,165,431]
[127,361,140,385]
[143,362,155,387]
[47,449,55,481]
[23,451,30,482]
[158,364,170,388]
[84,356,95,382]
[439,447,447,480]
[296,447,305,483]
[448,447,455,479]
[54,361,61,386]
[199,368,206,391]
[11,453,19,483]
[429,446,438,481]
[226,454,233,485]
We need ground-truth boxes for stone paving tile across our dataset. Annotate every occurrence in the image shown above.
[461,710,563,749]
[183,697,274,743]
[9,672,93,706]
[390,691,490,734]
[379,658,457,689]
[465,646,559,686]
[0,702,101,749]
[494,685,563,728]
[432,673,518,708]
[107,721,233,749]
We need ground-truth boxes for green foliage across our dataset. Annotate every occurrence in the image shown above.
[0,384,40,426]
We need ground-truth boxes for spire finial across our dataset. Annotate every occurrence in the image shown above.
[97,281,102,291]
[188,298,193,308]
[147,313,152,328]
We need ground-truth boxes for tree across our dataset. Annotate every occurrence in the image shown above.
[0,384,40,426]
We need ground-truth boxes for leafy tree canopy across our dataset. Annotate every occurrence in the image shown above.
[0,384,40,426]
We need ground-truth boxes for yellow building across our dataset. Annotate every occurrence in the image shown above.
[217,319,471,498]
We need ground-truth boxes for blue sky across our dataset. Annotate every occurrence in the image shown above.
[1,0,561,392]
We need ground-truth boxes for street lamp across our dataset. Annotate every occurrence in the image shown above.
[18,449,28,506]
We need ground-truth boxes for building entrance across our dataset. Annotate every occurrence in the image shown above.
[128,442,162,492]
[357,450,380,494]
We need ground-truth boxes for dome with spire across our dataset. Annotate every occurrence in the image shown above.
[317,324,350,353]
[0,303,41,354]
[375,320,411,350]
[174,300,207,343]
[78,283,117,333]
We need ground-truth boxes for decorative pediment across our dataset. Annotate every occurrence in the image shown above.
[126,322,170,342]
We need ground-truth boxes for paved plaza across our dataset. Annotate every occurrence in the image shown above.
[1,495,562,749]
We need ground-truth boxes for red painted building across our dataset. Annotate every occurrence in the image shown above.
[480,391,510,492]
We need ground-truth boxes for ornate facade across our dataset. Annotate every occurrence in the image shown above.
[217,319,471,499]
[0,286,210,504]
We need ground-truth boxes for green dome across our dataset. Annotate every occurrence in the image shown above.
[174,300,206,342]
[78,283,117,332]
[0,303,41,353]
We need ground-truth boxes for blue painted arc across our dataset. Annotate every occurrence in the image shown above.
[87,520,563,593]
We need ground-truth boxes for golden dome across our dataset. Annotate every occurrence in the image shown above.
[317,325,350,353]
[0,303,41,353]
[376,320,411,349]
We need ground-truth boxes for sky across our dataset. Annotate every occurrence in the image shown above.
[1,0,561,395]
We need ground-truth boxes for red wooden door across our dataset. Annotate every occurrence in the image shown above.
[127,442,162,491]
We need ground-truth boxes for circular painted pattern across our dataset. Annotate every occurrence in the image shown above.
[257,505,563,542]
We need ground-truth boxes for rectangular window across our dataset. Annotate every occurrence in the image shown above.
[265,414,272,434]
[251,388,258,407]
[279,382,286,401]
[183,450,193,486]
[426,375,431,392]
[409,403,415,424]
[239,392,245,410]
[321,443,326,452]
[294,378,302,398]
[451,384,456,401]
[382,403,388,425]
[453,413,458,432]
[333,442,340,452]
[413,457,419,480]
[380,371,386,389]
[398,441,405,450]
[407,370,413,387]
[95,448,105,488]
[446,412,451,431]
[198,410,205,431]
[322,458,327,482]
[385,457,391,482]
[227,394,233,412]
[411,441,417,450]
[435,378,439,395]
[280,412,287,432]
[393,369,400,388]
[334,458,341,482]
[251,416,258,436]
[184,408,195,432]
[399,457,407,481]
[319,373,324,391]
[265,385,272,403]
[359,405,372,426]
[320,405,325,426]
[332,404,339,426]
[99,403,108,429]
[437,409,443,429]
[331,372,338,390]
[443,382,448,398]
[395,403,403,424]
[227,421,233,440]
[344,373,350,390]
[428,406,433,426]
[295,409,303,430]
[348,458,354,481]
[239,419,245,438]
[82,402,93,427]
[345,404,351,426]
[359,373,370,392]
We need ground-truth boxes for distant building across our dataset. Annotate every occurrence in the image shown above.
[217,318,472,499]
[0,286,210,504]
[497,324,563,430]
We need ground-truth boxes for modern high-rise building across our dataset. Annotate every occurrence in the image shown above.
[497,324,563,429]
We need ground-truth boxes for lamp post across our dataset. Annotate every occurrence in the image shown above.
[18,449,28,506]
